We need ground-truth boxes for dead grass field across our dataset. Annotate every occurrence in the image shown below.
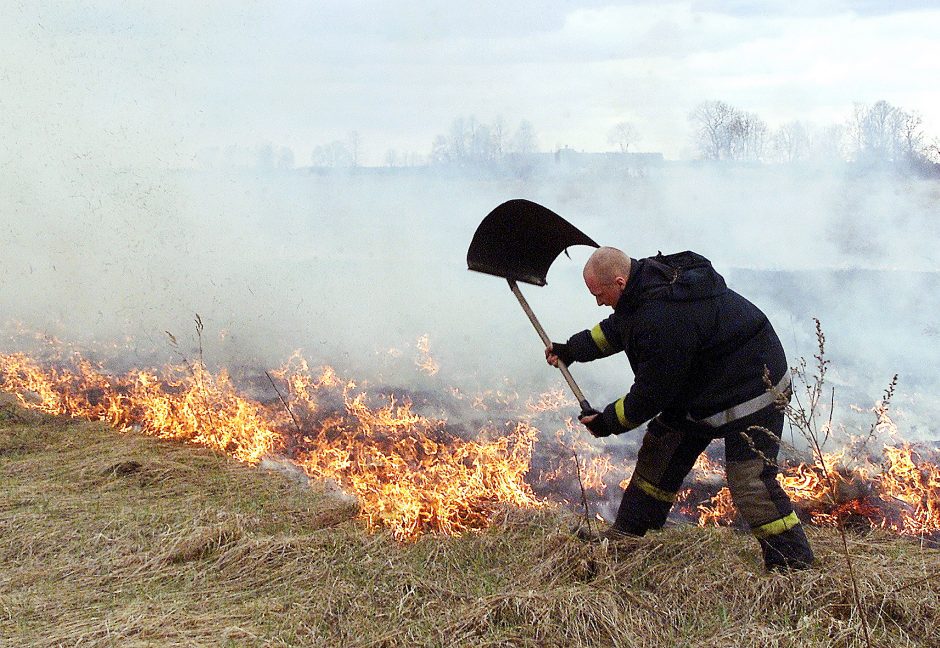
[1,397,938,647]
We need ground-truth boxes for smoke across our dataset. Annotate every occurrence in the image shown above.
[2,158,937,443]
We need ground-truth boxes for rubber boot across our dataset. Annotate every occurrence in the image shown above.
[760,524,815,571]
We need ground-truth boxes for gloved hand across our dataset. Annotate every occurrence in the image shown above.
[546,341,574,367]
[578,408,614,438]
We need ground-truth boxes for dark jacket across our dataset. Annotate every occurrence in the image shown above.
[566,251,788,431]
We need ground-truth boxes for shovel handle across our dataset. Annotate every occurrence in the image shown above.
[507,279,592,413]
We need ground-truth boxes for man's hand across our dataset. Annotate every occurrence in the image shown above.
[578,408,614,438]
[544,342,573,367]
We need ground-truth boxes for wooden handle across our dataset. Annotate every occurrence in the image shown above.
[507,279,592,412]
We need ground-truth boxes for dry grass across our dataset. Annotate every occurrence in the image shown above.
[1,397,938,647]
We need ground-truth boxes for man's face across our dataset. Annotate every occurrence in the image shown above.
[584,270,625,308]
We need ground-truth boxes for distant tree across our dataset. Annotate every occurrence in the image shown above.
[730,111,767,160]
[429,135,450,166]
[898,110,925,163]
[847,103,868,156]
[510,120,538,155]
[925,138,940,164]
[346,131,362,167]
[311,140,352,168]
[383,149,424,168]
[491,115,508,160]
[772,121,811,163]
[847,100,926,165]
[444,118,463,161]
[689,100,737,160]
[607,121,639,152]
[468,120,496,163]
[428,116,533,166]
[447,117,492,164]
[856,100,900,161]
[689,101,766,161]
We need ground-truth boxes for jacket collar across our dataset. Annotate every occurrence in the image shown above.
[613,257,645,315]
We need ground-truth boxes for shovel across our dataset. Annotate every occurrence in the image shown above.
[467,199,599,415]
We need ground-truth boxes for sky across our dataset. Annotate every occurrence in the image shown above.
[3,0,940,166]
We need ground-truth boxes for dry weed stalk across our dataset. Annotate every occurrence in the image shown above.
[848,373,898,466]
[572,451,595,537]
[165,313,218,433]
[764,318,899,648]
[265,370,303,435]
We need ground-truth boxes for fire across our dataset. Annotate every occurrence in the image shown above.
[580,454,615,494]
[683,447,940,538]
[880,444,940,536]
[679,453,735,526]
[271,353,540,539]
[3,337,939,543]
[692,452,724,477]
[414,334,439,376]
[696,487,736,527]
[525,387,569,414]
[0,347,541,540]
[0,351,280,464]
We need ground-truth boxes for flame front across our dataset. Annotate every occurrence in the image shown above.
[3,343,939,542]
[687,447,940,537]
[880,444,940,536]
[0,349,540,540]
[273,353,539,539]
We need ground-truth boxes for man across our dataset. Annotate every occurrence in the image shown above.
[546,247,814,571]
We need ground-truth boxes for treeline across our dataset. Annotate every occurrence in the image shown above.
[426,116,539,166]
[690,99,937,169]
[193,99,939,172]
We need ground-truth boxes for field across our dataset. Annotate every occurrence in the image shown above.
[2,397,938,647]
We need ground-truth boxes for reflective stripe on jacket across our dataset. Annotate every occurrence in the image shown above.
[565,251,789,428]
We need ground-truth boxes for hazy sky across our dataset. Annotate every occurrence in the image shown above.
[3,1,940,165]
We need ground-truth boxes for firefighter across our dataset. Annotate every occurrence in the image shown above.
[546,246,814,571]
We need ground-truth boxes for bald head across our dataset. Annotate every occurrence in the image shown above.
[584,247,632,283]
[583,247,631,308]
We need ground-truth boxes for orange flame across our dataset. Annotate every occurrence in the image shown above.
[414,334,439,376]
[3,342,939,542]
[0,351,279,464]
[685,447,940,537]
[0,349,541,540]
[695,487,736,527]
[879,444,940,535]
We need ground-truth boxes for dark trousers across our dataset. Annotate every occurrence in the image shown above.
[614,406,814,569]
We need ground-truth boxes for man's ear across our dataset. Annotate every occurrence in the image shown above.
[615,276,627,289]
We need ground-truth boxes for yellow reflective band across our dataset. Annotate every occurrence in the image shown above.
[752,511,801,539]
[635,475,677,503]
[615,397,628,427]
[590,324,613,354]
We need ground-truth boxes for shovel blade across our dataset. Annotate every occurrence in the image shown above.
[467,199,599,286]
